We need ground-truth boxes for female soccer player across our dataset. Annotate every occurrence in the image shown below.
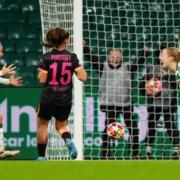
[140,46,180,159]
[37,27,87,160]
[0,42,23,159]
[159,47,180,77]
[83,42,147,159]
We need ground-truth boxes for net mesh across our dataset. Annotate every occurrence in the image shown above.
[83,0,180,160]
[39,0,74,160]
[39,0,180,160]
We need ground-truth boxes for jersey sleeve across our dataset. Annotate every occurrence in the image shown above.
[38,56,48,73]
[72,53,82,72]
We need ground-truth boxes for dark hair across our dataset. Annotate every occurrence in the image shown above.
[43,27,69,48]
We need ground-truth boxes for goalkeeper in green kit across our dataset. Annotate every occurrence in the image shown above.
[159,47,180,83]
[140,46,180,159]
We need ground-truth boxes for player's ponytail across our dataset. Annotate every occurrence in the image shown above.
[43,27,69,48]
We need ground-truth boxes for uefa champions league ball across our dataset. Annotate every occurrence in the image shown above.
[107,122,124,139]
[145,77,162,96]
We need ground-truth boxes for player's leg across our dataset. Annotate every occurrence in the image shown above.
[36,103,51,160]
[37,117,49,160]
[0,112,20,159]
[123,106,139,159]
[0,112,4,153]
[101,105,116,160]
[55,120,77,159]
[146,106,161,159]
[163,106,180,159]
[54,105,77,159]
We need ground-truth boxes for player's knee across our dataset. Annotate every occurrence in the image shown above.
[37,118,49,129]
[55,120,68,131]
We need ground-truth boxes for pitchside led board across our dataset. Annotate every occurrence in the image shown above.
[1,87,180,159]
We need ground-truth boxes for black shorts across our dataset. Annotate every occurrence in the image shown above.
[37,102,72,121]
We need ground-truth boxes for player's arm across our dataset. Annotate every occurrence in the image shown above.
[38,68,48,84]
[0,77,9,85]
[37,57,48,84]
[0,75,22,86]
[75,66,87,82]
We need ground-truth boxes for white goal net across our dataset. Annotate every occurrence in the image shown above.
[83,0,180,160]
[39,0,180,160]
[39,0,75,160]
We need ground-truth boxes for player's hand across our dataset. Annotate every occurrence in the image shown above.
[1,63,16,76]
[9,75,23,86]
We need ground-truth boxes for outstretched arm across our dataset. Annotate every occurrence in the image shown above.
[0,77,9,85]
[0,75,22,86]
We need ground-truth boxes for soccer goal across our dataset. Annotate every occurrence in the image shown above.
[39,0,83,160]
[83,0,180,160]
[39,0,180,160]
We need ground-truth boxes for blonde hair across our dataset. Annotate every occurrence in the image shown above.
[166,47,180,63]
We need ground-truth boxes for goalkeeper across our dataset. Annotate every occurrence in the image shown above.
[0,42,22,159]
[83,42,146,159]
[139,46,180,159]
[159,47,180,84]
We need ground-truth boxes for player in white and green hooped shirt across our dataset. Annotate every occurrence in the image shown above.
[0,42,22,159]
[159,47,180,83]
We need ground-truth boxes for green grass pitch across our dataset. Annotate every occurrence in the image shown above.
[0,160,180,180]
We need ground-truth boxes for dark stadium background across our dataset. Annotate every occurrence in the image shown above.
[0,0,179,160]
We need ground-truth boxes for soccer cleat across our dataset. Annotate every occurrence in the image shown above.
[171,147,179,160]
[0,150,20,159]
[37,156,47,161]
[146,146,151,160]
[66,139,78,159]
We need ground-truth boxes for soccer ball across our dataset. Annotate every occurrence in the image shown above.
[145,77,162,96]
[107,122,124,139]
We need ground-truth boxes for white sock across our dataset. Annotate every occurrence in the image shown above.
[0,126,4,152]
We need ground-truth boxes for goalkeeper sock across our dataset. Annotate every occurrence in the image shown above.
[37,144,47,157]
[0,123,4,153]
[61,132,71,143]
